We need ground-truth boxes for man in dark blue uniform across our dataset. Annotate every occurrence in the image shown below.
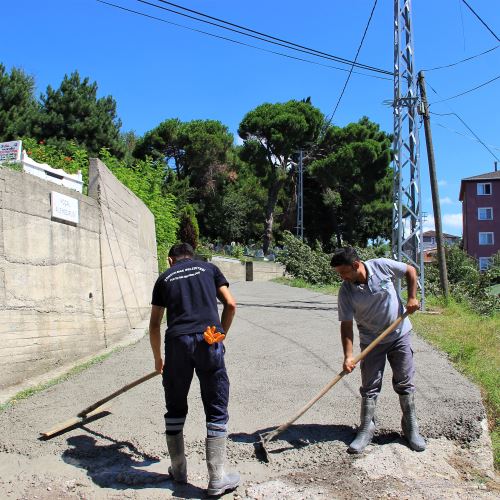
[149,243,239,496]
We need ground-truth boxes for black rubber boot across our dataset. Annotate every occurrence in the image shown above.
[166,433,187,483]
[399,393,426,451]
[348,397,377,454]
[205,436,240,496]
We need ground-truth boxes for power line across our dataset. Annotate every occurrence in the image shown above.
[426,87,500,164]
[421,45,499,71]
[430,74,500,104]
[461,0,499,42]
[328,0,378,121]
[434,121,500,151]
[430,109,499,161]
[97,1,391,81]
[426,79,500,161]
[136,0,393,76]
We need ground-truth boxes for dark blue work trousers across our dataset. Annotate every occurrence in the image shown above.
[163,333,229,437]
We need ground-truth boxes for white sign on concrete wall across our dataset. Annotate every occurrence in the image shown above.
[0,140,22,162]
[51,191,79,224]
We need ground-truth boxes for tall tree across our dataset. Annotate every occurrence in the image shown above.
[238,100,323,253]
[37,71,124,157]
[133,118,182,169]
[309,117,393,247]
[135,118,236,237]
[0,64,38,141]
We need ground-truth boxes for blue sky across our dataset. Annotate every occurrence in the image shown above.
[2,0,499,236]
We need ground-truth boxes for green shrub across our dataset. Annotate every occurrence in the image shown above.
[425,247,499,316]
[276,231,340,285]
[231,244,244,259]
[22,137,89,192]
[178,204,199,250]
[99,148,179,271]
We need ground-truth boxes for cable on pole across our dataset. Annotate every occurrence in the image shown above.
[461,0,499,42]
[421,45,499,71]
[97,1,392,80]
[430,74,500,104]
[328,0,378,122]
[150,0,393,75]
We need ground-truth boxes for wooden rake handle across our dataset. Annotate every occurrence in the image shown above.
[263,313,409,443]
[77,371,160,417]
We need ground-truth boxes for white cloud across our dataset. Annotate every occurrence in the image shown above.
[234,134,244,146]
[440,196,454,205]
[443,213,462,230]
[438,180,447,187]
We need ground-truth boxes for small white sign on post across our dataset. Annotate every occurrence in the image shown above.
[0,140,22,162]
[51,191,79,224]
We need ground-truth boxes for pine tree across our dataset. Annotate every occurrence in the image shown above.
[37,71,124,157]
[0,64,38,141]
[178,205,199,250]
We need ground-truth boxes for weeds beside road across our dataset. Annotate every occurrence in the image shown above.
[275,277,500,469]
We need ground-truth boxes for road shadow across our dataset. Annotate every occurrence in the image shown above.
[238,302,337,312]
[61,429,206,498]
[230,424,408,461]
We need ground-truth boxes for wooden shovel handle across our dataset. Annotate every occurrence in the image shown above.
[263,313,408,443]
[77,371,159,417]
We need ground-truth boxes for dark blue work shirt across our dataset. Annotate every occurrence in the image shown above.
[151,258,229,338]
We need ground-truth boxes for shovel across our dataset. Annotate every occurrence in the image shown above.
[255,313,409,462]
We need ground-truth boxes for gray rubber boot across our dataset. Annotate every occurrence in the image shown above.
[166,433,187,483]
[348,397,377,454]
[205,436,240,496]
[399,393,426,451]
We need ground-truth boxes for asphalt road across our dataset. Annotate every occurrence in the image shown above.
[0,281,495,499]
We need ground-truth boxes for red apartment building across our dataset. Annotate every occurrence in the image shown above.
[459,169,500,270]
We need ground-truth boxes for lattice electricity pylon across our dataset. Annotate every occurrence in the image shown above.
[392,0,425,306]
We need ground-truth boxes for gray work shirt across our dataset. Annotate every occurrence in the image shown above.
[337,258,412,345]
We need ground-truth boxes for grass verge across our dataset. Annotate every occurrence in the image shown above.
[0,334,146,413]
[411,297,500,470]
[274,277,500,469]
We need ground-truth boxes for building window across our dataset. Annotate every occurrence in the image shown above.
[479,257,491,271]
[478,207,493,220]
[477,183,492,195]
[479,232,494,245]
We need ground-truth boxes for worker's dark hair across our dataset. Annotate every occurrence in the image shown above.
[330,247,360,267]
[168,242,194,259]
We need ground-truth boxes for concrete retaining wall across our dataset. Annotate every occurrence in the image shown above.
[88,159,157,346]
[0,160,157,390]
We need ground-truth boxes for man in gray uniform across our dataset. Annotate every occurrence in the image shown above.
[331,247,426,453]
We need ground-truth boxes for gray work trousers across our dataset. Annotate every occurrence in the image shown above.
[360,331,415,398]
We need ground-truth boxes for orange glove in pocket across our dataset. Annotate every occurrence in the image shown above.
[203,325,226,345]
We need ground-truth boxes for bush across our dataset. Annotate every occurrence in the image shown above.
[425,247,499,316]
[178,204,199,250]
[231,244,244,259]
[276,231,340,285]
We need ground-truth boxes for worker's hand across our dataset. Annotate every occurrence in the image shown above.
[406,297,420,314]
[154,357,164,374]
[343,356,356,373]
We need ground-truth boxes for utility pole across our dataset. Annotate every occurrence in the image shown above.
[296,149,304,240]
[418,70,449,300]
[392,0,425,308]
